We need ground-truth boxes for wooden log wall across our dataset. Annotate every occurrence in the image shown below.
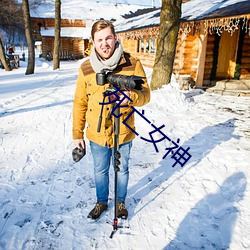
[134,53,156,68]
[240,35,250,79]
[61,38,74,52]
[120,39,137,54]
[41,37,53,58]
[120,31,200,77]
[72,38,88,55]
[32,17,88,59]
[203,34,216,82]
[41,37,86,58]
[32,18,86,29]
[120,38,156,68]
[183,35,198,79]
[173,34,198,80]
[173,34,185,75]
[203,30,250,82]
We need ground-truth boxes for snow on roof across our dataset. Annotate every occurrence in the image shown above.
[182,0,250,21]
[114,0,250,32]
[30,0,151,20]
[114,8,160,32]
[40,27,92,39]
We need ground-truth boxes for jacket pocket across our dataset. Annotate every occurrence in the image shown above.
[120,109,135,135]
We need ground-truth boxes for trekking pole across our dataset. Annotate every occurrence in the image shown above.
[110,103,121,238]
[97,92,106,133]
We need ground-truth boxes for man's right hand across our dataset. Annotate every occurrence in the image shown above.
[74,139,85,149]
[72,139,86,162]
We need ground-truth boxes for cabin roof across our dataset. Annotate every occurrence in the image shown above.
[40,27,91,39]
[30,0,151,20]
[115,0,250,32]
[115,8,160,33]
[182,0,250,21]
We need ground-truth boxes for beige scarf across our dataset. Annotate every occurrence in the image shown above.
[90,41,123,73]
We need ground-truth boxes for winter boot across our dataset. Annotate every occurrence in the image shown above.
[87,202,108,220]
[117,202,128,219]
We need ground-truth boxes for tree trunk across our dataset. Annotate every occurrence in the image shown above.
[0,37,11,71]
[151,0,182,90]
[53,0,61,70]
[22,0,35,75]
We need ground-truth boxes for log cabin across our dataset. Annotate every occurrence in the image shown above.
[30,1,152,61]
[31,18,92,60]
[115,0,250,92]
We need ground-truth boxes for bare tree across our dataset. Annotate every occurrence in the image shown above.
[0,0,24,37]
[151,0,182,90]
[53,0,61,70]
[0,0,23,71]
[29,0,47,8]
[0,37,11,71]
[22,0,35,75]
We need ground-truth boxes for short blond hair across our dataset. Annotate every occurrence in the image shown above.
[91,20,116,40]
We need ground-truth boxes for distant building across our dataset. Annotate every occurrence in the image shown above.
[31,18,92,60]
[30,1,151,60]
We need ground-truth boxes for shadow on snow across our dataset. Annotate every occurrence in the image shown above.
[128,118,240,214]
[0,100,73,117]
[163,172,247,249]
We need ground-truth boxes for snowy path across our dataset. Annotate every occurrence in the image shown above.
[0,59,250,249]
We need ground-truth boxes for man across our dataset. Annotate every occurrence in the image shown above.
[72,20,150,220]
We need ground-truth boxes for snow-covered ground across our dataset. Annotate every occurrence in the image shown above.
[0,50,250,250]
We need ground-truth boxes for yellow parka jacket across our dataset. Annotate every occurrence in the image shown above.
[72,52,150,148]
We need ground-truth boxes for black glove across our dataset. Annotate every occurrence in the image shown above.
[72,146,86,162]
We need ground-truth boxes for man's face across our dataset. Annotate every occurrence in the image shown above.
[93,27,117,60]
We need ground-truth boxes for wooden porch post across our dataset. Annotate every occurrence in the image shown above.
[195,32,207,87]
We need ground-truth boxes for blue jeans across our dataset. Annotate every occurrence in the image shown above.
[90,141,132,205]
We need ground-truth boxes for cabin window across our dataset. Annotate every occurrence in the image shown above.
[137,38,156,54]
[137,38,146,53]
[137,39,143,53]
[150,38,155,53]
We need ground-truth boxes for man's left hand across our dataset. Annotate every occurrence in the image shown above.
[117,90,130,105]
